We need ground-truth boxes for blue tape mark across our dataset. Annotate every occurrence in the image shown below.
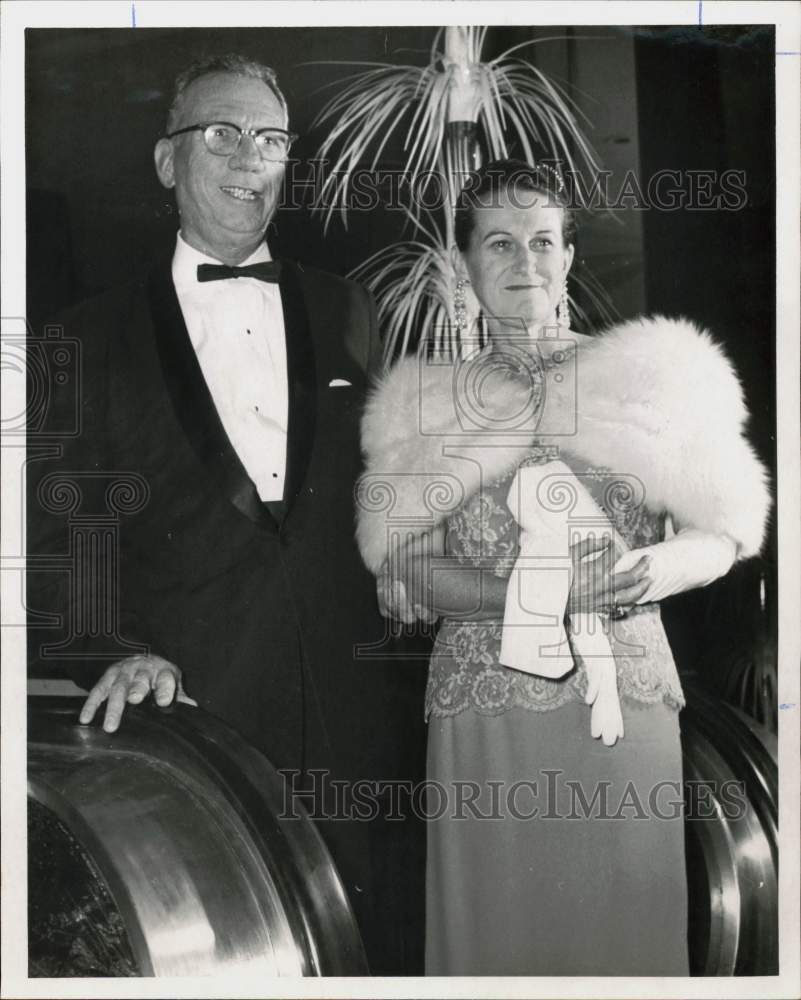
[131,0,136,27]
[779,703,797,710]
[698,1,702,26]
[777,52,801,56]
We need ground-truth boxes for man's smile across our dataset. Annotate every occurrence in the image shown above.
[220,185,261,201]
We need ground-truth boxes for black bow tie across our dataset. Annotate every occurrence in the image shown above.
[197,261,282,284]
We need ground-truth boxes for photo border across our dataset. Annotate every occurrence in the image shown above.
[3,3,798,998]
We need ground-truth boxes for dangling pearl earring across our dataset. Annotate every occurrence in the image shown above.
[557,279,571,328]
[454,277,468,334]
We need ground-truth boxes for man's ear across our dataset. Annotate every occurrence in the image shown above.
[154,138,175,189]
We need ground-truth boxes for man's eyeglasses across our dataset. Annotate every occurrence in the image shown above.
[165,122,298,162]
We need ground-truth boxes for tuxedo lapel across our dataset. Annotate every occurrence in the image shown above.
[278,261,317,521]
[147,257,278,532]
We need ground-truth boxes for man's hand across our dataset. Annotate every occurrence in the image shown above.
[79,654,197,733]
[376,561,437,625]
[566,535,651,616]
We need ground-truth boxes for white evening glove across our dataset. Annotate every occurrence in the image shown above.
[612,528,737,605]
[502,461,624,746]
[577,620,626,746]
[500,461,574,679]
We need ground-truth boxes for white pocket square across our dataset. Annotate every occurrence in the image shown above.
[328,378,352,387]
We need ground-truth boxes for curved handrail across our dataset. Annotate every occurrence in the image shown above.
[27,696,368,977]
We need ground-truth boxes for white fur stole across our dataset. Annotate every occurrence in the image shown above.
[356,315,771,574]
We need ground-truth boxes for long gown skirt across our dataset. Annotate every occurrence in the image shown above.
[426,700,689,976]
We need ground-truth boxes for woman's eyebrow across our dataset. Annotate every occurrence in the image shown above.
[481,227,557,240]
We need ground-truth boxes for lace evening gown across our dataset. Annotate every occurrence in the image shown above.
[425,451,689,976]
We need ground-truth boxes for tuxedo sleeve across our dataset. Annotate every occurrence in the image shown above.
[341,276,383,382]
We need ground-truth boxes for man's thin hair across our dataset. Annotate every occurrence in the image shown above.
[166,53,288,132]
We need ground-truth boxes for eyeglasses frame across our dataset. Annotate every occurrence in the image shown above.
[165,121,299,160]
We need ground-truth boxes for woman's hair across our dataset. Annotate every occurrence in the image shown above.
[454,158,576,252]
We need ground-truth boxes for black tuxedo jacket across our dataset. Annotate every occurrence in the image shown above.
[27,254,427,974]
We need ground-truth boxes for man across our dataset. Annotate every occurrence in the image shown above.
[27,54,426,975]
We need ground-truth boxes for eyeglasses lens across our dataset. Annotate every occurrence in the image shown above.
[203,124,290,161]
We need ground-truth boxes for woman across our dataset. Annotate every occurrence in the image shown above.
[356,160,770,975]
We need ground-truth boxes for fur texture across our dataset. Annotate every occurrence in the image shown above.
[356,315,771,573]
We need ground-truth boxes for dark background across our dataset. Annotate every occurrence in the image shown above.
[26,24,777,720]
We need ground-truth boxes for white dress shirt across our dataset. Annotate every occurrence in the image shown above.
[172,233,288,502]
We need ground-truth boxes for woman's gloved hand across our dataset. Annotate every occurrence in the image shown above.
[583,649,625,747]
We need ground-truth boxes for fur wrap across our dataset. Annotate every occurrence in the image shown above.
[356,315,771,574]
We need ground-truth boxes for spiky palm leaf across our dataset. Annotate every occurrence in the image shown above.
[308,27,599,229]
[569,265,621,331]
[348,203,455,361]
[352,241,453,362]
[306,26,606,361]
[306,60,449,230]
